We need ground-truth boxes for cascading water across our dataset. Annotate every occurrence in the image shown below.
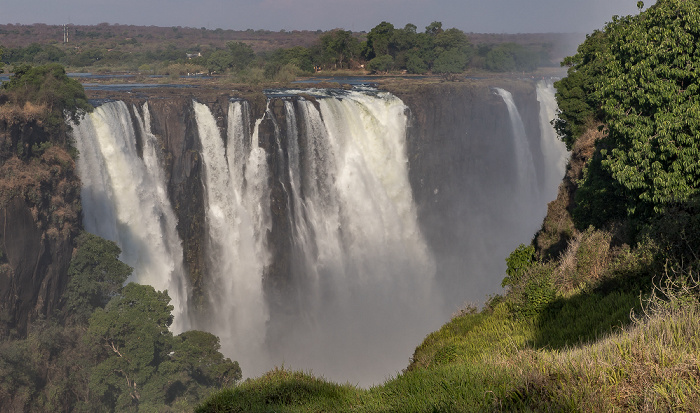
[536,79,569,201]
[263,90,441,385]
[72,84,565,387]
[72,101,191,332]
[494,88,539,196]
[193,100,270,375]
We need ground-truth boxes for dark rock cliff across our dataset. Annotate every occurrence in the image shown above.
[386,79,546,307]
[0,111,81,337]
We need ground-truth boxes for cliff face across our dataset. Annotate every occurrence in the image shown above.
[0,111,81,337]
[386,80,547,307]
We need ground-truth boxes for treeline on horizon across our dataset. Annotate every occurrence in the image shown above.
[0,21,556,81]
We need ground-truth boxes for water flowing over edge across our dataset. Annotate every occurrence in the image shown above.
[71,85,565,386]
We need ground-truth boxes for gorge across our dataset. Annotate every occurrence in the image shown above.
[69,79,567,385]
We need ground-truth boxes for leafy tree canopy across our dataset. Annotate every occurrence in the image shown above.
[597,0,700,218]
[553,30,609,150]
[86,282,242,411]
[2,63,92,132]
[558,0,700,228]
[63,231,133,324]
[320,29,361,69]
[363,21,395,59]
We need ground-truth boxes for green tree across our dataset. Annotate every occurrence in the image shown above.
[484,46,515,72]
[553,30,609,150]
[405,50,428,74]
[581,0,700,223]
[2,63,92,130]
[434,28,471,53]
[366,54,394,73]
[206,49,235,74]
[226,41,255,71]
[320,29,360,69]
[425,21,444,36]
[363,21,395,59]
[86,283,175,410]
[63,232,133,324]
[502,244,536,289]
[86,283,242,411]
[432,49,468,78]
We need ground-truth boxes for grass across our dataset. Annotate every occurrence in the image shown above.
[196,224,700,412]
[197,287,700,412]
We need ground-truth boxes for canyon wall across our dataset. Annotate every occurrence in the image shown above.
[0,114,81,337]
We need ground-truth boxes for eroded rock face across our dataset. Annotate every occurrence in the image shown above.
[0,118,81,337]
[386,80,546,307]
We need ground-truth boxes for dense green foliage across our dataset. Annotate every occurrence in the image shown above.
[556,0,700,228]
[63,232,133,324]
[553,31,608,150]
[0,232,241,411]
[1,63,92,135]
[360,22,476,75]
[598,1,700,219]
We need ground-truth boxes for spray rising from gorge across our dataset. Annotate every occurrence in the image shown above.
[71,82,567,386]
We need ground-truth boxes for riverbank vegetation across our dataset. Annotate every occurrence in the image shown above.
[197,0,700,411]
[1,21,560,83]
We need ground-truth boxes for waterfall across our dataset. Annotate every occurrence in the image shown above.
[72,85,564,387]
[193,100,270,375]
[494,88,539,197]
[72,101,191,333]
[536,80,569,202]
[264,90,441,385]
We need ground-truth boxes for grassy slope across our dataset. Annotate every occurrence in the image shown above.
[196,124,700,412]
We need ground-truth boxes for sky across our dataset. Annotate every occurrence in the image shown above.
[1,0,648,34]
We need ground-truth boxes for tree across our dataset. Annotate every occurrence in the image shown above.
[206,50,234,74]
[2,63,92,131]
[63,232,133,324]
[86,283,175,410]
[226,41,255,71]
[432,49,468,79]
[363,21,395,59]
[366,54,394,73]
[484,46,516,72]
[425,21,444,36]
[86,283,242,411]
[553,30,609,150]
[405,50,428,74]
[320,29,361,69]
[592,0,700,220]
[434,28,471,53]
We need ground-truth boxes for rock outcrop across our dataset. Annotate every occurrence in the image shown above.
[386,79,547,307]
[0,111,81,337]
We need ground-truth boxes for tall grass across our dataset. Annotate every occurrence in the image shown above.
[197,223,700,412]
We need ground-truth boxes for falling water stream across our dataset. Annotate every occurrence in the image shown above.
[72,85,566,386]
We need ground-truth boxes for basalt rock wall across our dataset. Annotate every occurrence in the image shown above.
[387,80,547,307]
[0,116,81,337]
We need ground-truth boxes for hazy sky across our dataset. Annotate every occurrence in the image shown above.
[1,0,647,33]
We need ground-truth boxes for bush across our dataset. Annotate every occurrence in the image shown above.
[2,63,92,136]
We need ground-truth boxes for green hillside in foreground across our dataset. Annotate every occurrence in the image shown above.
[197,1,700,411]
